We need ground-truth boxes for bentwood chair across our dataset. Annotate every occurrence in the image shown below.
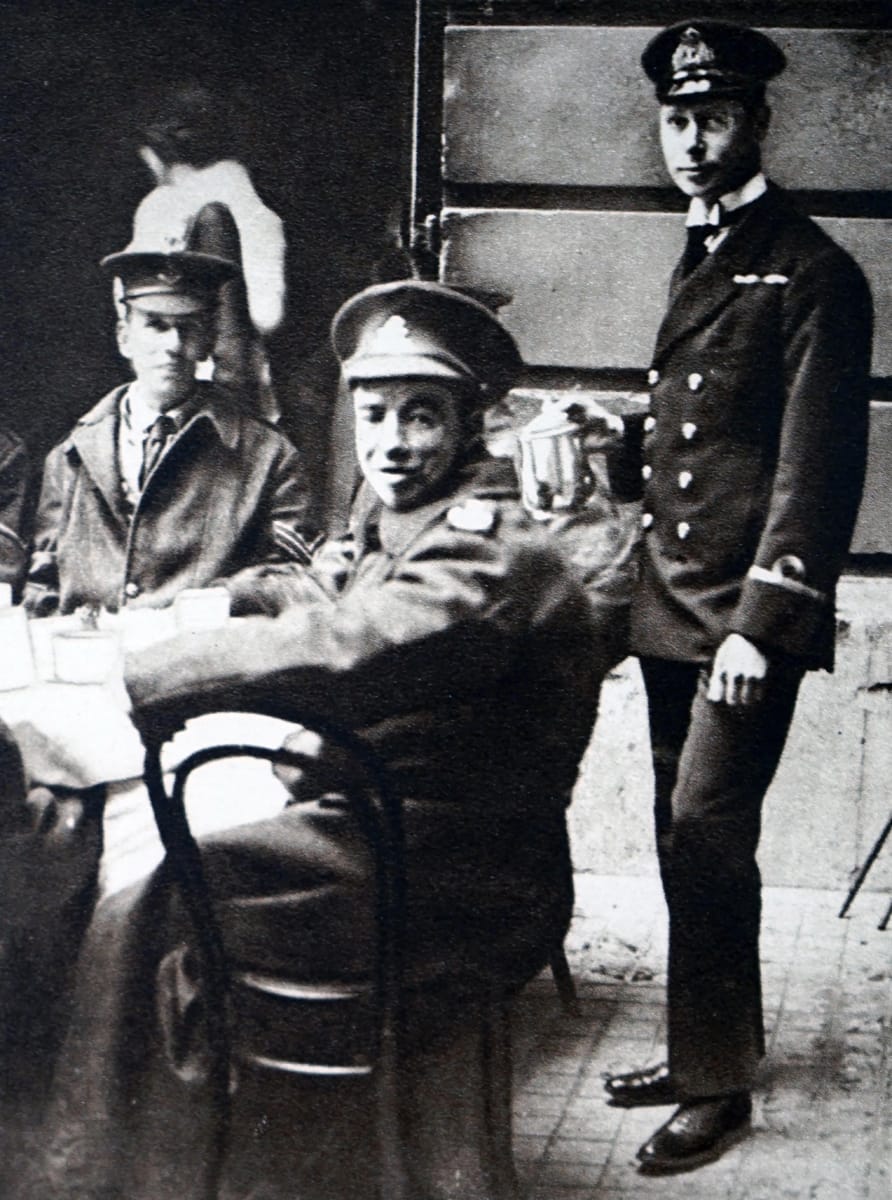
[143,707,520,1200]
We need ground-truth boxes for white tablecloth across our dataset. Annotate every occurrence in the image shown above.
[0,611,294,896]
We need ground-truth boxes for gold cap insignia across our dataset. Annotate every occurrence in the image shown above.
[672,27,716,77]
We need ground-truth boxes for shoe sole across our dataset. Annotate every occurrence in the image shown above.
[636,1117,751,1174]
[606,1088,680,1109]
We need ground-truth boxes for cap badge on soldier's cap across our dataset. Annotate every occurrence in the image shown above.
[155,265,183,287]
[374,314,416,353]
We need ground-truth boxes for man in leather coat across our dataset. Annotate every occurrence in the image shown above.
[25,248,314,616]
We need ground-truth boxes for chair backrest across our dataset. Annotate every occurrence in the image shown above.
[142,710,408,1200]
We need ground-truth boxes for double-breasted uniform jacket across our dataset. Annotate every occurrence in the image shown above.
[609,184,873,669]
[24,383,315,615]
[27,454,601,1199]
[0,428,29,593]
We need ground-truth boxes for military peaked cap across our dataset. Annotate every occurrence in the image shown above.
[100,249,237,314]
[642,20,786,103]
[332,280,522,404]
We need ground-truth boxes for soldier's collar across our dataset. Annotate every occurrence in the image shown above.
[360,453,518,558]
[122,384,199,437]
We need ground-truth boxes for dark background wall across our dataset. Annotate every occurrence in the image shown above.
[0,0,415,464]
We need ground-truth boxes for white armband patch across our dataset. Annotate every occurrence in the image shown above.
[747,564,827,602]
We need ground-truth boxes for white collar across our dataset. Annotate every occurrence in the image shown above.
[123,384,191,435]
[686,173,767,228]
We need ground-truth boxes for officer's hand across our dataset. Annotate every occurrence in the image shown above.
[707,633,769,707]
[561,399,626,454]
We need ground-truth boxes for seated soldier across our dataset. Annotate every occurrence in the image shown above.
[0,427,29,594]
[24,248,316,617]
[24,282,603,1199]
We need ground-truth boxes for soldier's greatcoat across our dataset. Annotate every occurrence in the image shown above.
[27,455,601,1199]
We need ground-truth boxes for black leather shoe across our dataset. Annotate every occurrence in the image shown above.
[603,1061,678,1108]
[636,1092,752,1173]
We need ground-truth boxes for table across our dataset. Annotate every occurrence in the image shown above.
[0,610,294,897]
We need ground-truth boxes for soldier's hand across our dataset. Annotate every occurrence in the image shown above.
[561,398,626,454]
[273,728,362,803]
[707,633,769,707]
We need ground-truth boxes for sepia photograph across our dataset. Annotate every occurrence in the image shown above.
[0,1,889,1197]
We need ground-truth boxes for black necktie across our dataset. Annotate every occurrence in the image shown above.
[139,414,176,489]
[680,224,712,277]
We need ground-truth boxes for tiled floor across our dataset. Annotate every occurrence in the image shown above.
[2,874,888,1198]
[511,876,892,1200]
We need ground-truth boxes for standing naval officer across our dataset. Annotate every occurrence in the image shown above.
[576,20,873,1172]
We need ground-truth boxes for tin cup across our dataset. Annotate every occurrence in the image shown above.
[53,629,121,685]
[173,586,231,631]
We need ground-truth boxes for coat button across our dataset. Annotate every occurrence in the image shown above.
[124,580,140,598]
[678,470,693,489]
[687,372,703,391]
[641,512,654,529]
[642,464,652,480]
[681,421,698,440]
[644,415,657,432]
[677,521,691,540]
[648,369,660,386]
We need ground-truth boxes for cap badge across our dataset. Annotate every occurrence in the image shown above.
[672,27,715,76]
[447,499,496,534]
[156,266,183,286]
[373,313,416,354]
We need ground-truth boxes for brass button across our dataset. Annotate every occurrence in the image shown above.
[648,368,660,386]
[678,470,693,490]
[677,521,691,540]
[681,422,697,440]
[688,372,703,391]
[124,580,140,598]
[644,415,657,432]
[642,512,654,529]
[642,464,653,481]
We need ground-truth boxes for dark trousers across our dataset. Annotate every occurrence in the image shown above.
[640,656,804,1098]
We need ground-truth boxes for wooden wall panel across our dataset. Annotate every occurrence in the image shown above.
[444,27,658,187]
[442,209,892,372]
[442,209,676,366]
[851,402,892,555]
[444,26,892,191]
